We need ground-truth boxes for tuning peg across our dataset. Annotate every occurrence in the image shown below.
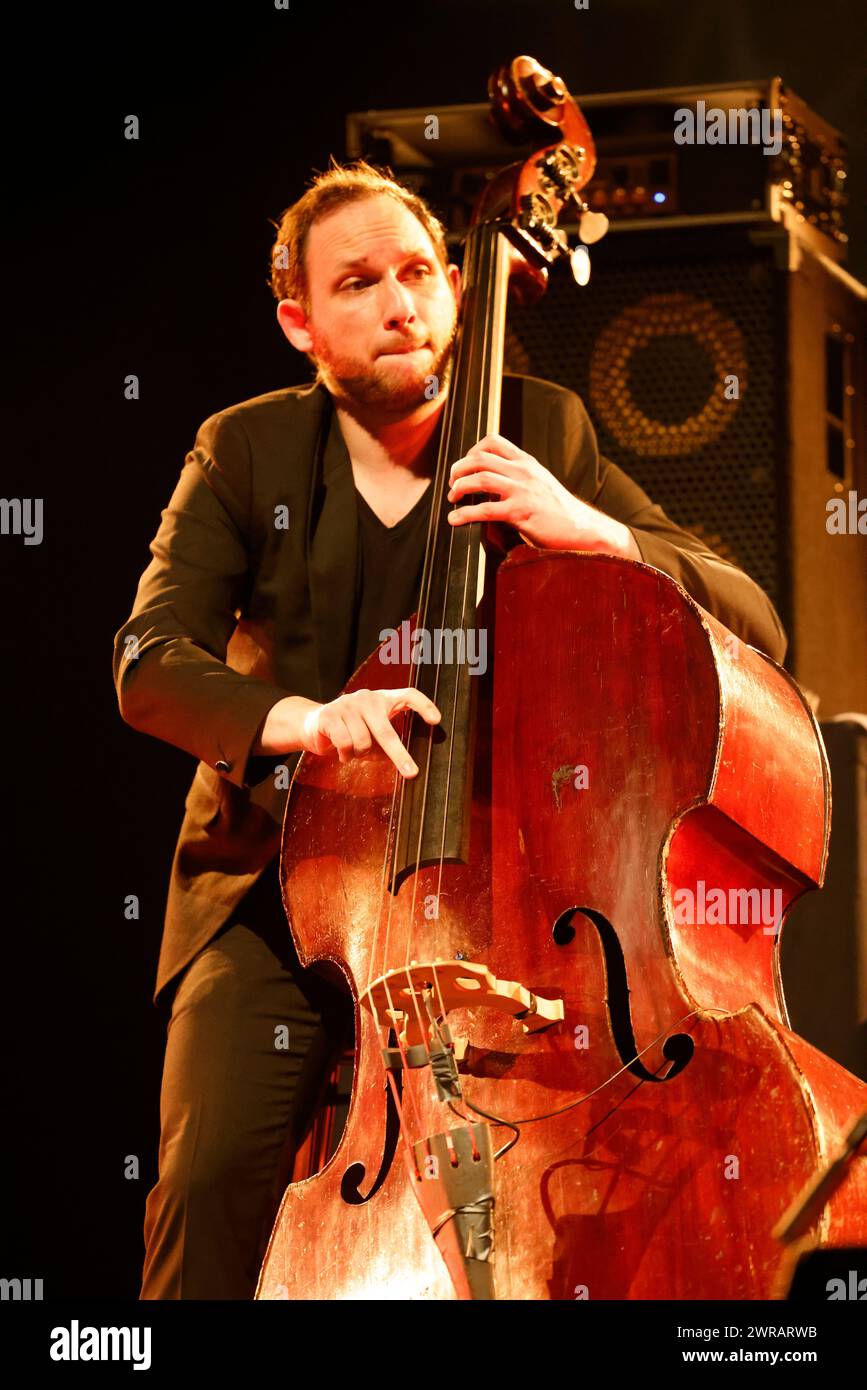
[578,209,609,245]
[570,244,591,286]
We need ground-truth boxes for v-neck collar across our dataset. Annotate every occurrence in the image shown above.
[355,479,433,533]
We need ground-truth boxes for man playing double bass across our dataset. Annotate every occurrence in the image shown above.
[113,159,787,1299]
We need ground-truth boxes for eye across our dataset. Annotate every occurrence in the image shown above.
[408,264,432,280]
[341,279,368,293]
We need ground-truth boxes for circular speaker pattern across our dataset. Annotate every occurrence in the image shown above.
[588,293,748,457]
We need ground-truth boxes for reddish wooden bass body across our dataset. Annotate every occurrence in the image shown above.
[257,552,867,1299]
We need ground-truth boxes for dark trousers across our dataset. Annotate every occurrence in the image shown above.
[139,864,352,1299]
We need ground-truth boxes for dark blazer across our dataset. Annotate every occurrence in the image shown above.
[112,372,787,1007]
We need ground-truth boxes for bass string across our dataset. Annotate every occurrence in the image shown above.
[400,224,494,955]
[367,222,493,992]
[363,225,500,1147]
[358,243,467,1010]
[398,222,497,978]
[394,226,497,1070]
[358,241,465,1004]
[426,224,500,966]
[402,223,497,1158]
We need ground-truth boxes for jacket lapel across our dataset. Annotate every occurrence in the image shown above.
[307,388,359,702]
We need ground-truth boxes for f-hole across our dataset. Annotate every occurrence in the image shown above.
[340,1029,403,1205]
[552,905,694,1081]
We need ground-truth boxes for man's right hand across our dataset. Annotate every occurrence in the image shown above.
[254,689,441,779]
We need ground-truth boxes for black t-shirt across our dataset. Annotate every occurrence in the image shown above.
[348,481,434,678]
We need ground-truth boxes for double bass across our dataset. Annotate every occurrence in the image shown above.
[257,57,867,1300]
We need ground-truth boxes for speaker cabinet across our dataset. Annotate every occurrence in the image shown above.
[505,221,866,715]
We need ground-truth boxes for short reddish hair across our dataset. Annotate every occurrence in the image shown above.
[268,157,450,313]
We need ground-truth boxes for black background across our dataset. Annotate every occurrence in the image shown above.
[3,0,865,1299]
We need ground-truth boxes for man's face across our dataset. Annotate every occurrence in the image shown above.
[280,196,461,413]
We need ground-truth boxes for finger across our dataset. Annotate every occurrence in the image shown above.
[381,688,442,723]
[447,499,515,525]
[475,432,525,459]
[448,470,512,501]
[363,707,420,778]
[449,452,524,485]
[319,711,355,762]
[341,706,373,755]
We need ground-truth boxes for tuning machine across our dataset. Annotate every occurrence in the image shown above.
[569,244,591,286]
[567,201,610,286]
[578,208,609,245]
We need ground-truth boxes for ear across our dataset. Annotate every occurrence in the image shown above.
[276,299,314,353]
[447,262,462,309]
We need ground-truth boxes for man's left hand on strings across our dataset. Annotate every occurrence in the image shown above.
[447,432,641,560]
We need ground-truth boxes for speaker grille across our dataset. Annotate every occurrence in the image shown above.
[506,239,787,608]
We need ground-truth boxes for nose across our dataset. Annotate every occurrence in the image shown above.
[380,272,417,331]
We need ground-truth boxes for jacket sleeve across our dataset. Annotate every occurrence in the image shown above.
[558,387,788,664]
[111,410,294,789]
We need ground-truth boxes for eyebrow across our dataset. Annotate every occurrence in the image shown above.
[332,251,434,276]
[333,259,373,275]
